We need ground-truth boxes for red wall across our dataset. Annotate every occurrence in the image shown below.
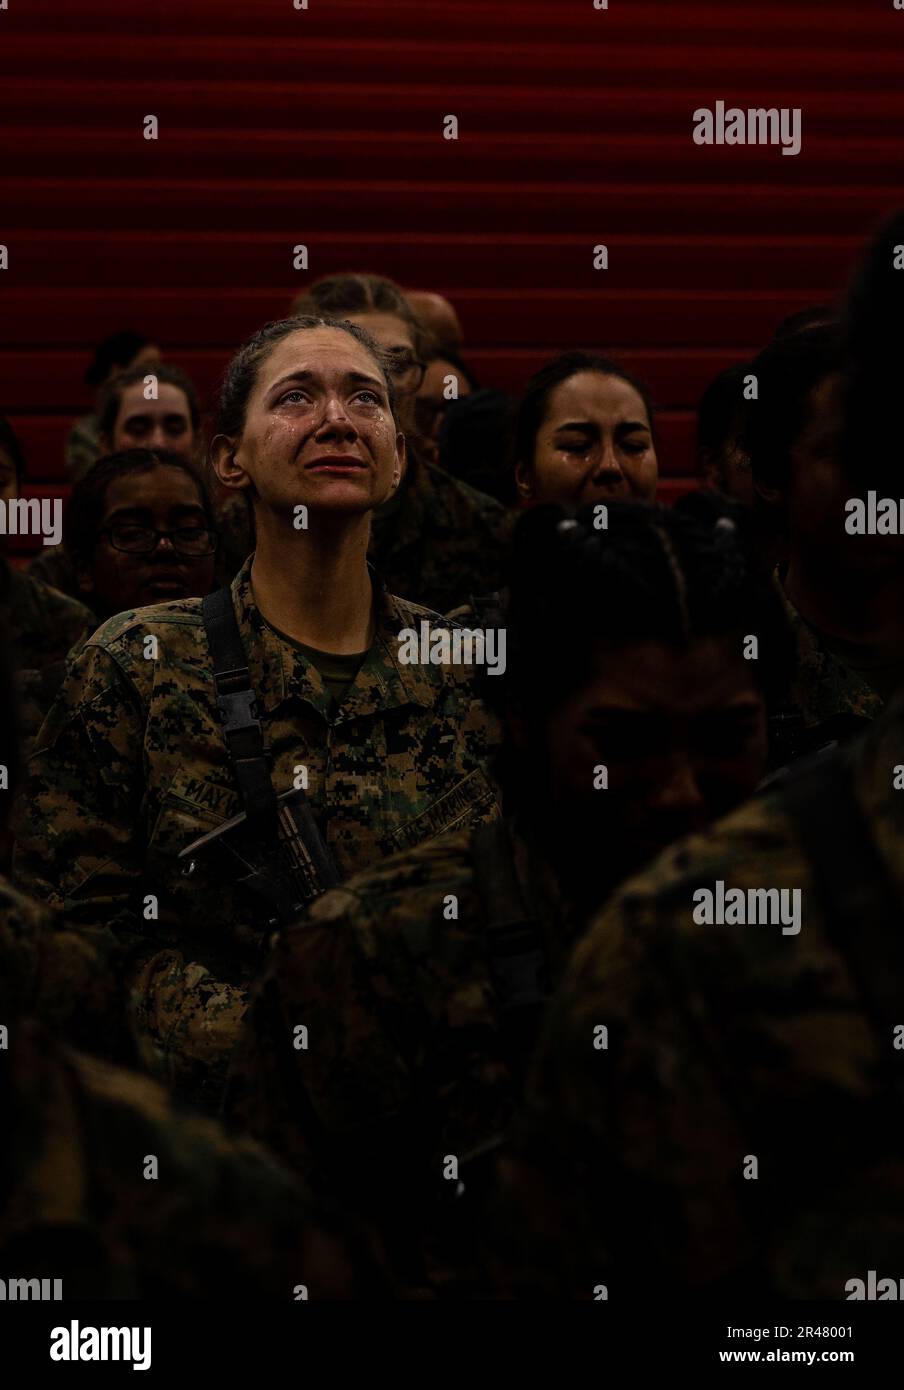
[3,0,904,553]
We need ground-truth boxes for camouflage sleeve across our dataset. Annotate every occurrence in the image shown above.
[2,1020,387,1299]
[10,644,250,1093]
[12,640,147,918]
[493,887,756,1298]
[130,953,252,1107]
[0,874,123,1054]
[226,887,416,1193]
[494,786,888,1298]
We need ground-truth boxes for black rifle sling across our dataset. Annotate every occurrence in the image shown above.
[201,587,279,832]
[778,749,904,1078]
[471,819,550,1078]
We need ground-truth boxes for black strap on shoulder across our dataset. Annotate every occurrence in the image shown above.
[201,588,278,831]
[778,748,904,1063]
[471,819,549,1019]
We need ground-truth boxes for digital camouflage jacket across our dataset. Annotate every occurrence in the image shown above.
[12,558,500,1104]
[496,695,904,1299]
[226,819,580,1295]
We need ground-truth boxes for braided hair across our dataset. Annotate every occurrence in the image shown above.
[496,493,794,725]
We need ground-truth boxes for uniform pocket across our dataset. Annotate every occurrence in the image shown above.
[147,771,240,863]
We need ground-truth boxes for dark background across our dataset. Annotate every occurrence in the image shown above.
[2,0,904,558]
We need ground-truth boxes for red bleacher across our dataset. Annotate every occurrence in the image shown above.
[2,0,904,558]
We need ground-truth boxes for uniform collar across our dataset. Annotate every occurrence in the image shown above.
[228,555,443,721]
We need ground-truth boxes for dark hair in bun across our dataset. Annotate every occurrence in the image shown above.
[495,494,794,724]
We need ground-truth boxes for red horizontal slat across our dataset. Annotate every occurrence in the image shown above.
[1,179,899,239]
[3,129,901,183]
[0,288,832,350]
[0,231,868,291]
[1,35,902,89]
[466,348,758,406]
[1,82,903,138]
[0,351,225,412]
[2,0,895,46]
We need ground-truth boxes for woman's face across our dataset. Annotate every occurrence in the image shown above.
[514,634,767,905]
[518,372,658,506]
[81,463,216,615]
[416,356,473,440]
[216,326,404,518]
[108,382,196,459]
[343,311,423,433]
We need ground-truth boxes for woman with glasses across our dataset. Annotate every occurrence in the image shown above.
[29,362,223,599]
[14,447,218,760]
[65,447,218,621]
[290,274,511,614]
[13,315,501,1110]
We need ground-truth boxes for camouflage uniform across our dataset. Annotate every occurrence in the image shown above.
[778,580,884,728]
[13,557,500,1104]
[24,544,82,602]
[0,560,92,672]
[0,562,93,774]
[496,695,904,1298]
[0,866,121,1055]
[64,412,102,481]
[0,880,383,1300]
[369,453,512,614]
[226,819,578,1294]
[213,455,512,614]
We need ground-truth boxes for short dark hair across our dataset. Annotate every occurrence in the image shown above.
[696,362,751,468]
[742,322,843,492]
[63,448,215,571]
[85,331,154,387]
[214,314,398,438]
[97,363,201,442]
[0,413,26,483]
[292,273,430,359]
[512,351,656,476]
[437,388,516,505]
[421,344,479,390]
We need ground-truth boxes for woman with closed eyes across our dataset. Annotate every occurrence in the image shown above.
[513,351,658,508]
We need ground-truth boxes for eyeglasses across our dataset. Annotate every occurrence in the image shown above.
[100,525,218,556]
[384,349,426,392]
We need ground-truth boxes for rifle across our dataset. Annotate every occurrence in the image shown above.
[179,785,340,930]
